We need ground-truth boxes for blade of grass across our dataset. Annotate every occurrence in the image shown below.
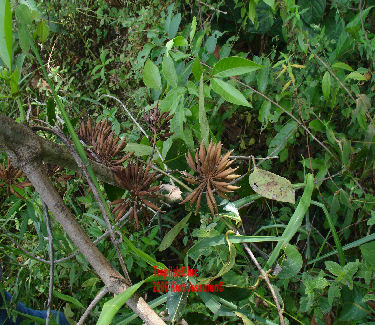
[311,200,345,266]
[266,174,314,268]
[308,233,375,265]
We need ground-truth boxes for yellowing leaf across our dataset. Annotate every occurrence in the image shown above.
[277,64,288,79]
[282,80,292,92]
[291,64,306,69]
[249,167,295,204]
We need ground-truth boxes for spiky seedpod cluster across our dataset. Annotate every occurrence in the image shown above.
[0,158,31,198]
[181,141,240,215]
[144,105,173,142]
[111,162,162,228]
[78,119,133,167]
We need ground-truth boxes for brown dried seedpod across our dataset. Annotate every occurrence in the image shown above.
[180,141,240,215]
[144,105,174,143]
[111,161,162,228]
[0,158,32,198]
[78,119,133,167]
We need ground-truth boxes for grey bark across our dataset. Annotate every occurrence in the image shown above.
[0,115,165,325]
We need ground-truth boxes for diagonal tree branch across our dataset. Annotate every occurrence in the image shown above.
[0,114,165,325]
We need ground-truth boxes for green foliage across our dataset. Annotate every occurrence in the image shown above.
[1,0,375,323]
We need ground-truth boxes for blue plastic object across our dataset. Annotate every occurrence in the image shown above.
[0,290,70,325]
[0,264,69,325]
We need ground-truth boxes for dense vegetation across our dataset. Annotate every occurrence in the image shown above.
[0,0,375,324]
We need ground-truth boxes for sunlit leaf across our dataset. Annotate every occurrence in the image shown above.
[211,78,251,107]
[143,59,161,90]
[211,57,263,78]
[0,0,12,69]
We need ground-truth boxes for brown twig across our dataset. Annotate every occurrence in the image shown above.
[307,44,356,102]
[0,114,166,325]
[197,0,227,14]
[42,202,54,325]
[77,287,109,325]
[53,125,132,286]
[238,232,285,325]
[359,0,369,41]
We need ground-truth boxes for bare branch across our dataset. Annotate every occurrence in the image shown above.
[77,287,109,325]
[0,114,166,325]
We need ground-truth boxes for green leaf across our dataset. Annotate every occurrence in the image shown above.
[297,33,307,53]
[97,280,145,325]
[53,290,85,309]
[211,78,251,107]
[326,260,360,289]
[0,0,12,69]
[211,57,263,78]
[309,119,325,132]
[47,97,56,125]
[257,57,270,92]
[278,244,303,279]
[168,13,181,39]
[192,56,203,81]
[262,0,274,7]
[35,20,49,43]
[325,261,342,276]
[258,100,271,130]
[303,273,329,296]
[173,36,188,47]
[267,174,314,267]
[234,311,255,325]
[9,68,19,94]
[199,74,210,146]
[360,241,375,268]
[339,286,371,321]
[249,167,295,204]
[345,6,375,35]
[248,0,256,24]
[170,97,185,141]
[267,120,298,156]
[328,283,341,306]
[299,0,326,24]
[103,182,125,202]
[15,4,33,25]
[124,143,153,156]
[167,277,189,323]
[162,55,178,88]
[308,233,375,265]
[189,16,197,42]
[143,59,161,90]
[198,231,237,284]
[322,71,331,101]
[18,25,30,53]
[159,213,191,251]
[345,71,367,81]
[159,87,185,113]
[123,236,167,270]
[187,235,280,261]
[367,211,375,226]
[197,291,237,317]
[332,62,354,72]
